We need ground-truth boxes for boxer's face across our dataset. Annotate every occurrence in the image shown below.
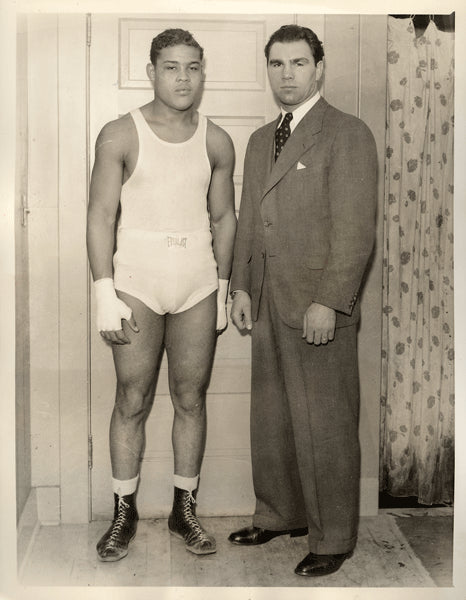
[147,44,204,111]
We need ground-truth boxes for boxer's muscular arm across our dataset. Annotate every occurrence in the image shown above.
[206,121,237,280]
[87,119,138,343]
[87,120,125,281]
[206,121,237,332]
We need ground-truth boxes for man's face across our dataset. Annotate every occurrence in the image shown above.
[146,44,203,111]
[267,40,323,110]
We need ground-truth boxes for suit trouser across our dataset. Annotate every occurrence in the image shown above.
[250,269,361,555]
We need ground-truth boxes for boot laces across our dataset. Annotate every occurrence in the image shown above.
[108,496,130,543]
[182,493,210,543]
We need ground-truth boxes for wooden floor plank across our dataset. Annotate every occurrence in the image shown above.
[185,517,248,586]
[140,518,172,585]
[262,531,311,587]
[393,514,453,587]
[21,524,77,585]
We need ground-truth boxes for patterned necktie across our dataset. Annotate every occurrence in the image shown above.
[274,112,293,160]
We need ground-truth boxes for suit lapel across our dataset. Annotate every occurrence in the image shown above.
[261,97,328,200]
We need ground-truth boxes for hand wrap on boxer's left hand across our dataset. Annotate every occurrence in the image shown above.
[94,277,132,332]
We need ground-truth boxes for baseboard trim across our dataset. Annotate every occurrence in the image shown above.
[36,485,60,525]
[17,488,40,581]
[360,476,379,516]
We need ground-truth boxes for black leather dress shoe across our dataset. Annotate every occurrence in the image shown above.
[294,550,353,577]
[228,525,308,545]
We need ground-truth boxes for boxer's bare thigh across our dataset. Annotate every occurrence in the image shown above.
[112,290,165,390]
[165,291,217,394]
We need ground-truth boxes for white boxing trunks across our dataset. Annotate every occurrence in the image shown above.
[114,228,218,315]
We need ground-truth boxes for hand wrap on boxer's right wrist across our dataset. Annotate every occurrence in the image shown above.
[94,278,132,332]
[216,278,229,331]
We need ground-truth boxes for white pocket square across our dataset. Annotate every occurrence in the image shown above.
[297,161,306,170]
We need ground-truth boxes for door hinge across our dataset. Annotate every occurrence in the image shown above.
[88,434,93,470]
[21,194,30,227]
[86,14,92,47]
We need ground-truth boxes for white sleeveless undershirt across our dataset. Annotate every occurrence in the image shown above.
[119,108,212,233]
[113,108,218,314]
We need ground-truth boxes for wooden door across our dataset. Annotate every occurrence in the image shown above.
[89,13,294,520]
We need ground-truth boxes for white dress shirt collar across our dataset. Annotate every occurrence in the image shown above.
[278,91,321,132]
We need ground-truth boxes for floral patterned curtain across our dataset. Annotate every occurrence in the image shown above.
[380,17,454,505]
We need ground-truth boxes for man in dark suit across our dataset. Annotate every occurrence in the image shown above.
[228,24,378,577]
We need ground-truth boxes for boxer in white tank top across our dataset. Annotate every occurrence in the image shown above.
[114,108,218,314]
[87,30,237,563]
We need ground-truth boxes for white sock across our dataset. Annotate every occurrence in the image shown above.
[112,474,139,497]
[174,474,199,492]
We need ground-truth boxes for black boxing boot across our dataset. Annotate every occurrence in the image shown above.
[168,487,216,555]
[96,493,138,562]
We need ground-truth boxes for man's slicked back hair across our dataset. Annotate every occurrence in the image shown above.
[150,28,204,66]
[264,24,324,65]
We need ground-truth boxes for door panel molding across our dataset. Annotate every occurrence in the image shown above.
[119,16,267,91]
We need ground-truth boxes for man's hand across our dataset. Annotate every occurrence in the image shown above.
[303,302,336,345]
[95,278,139,345]
[231,290,252,331]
